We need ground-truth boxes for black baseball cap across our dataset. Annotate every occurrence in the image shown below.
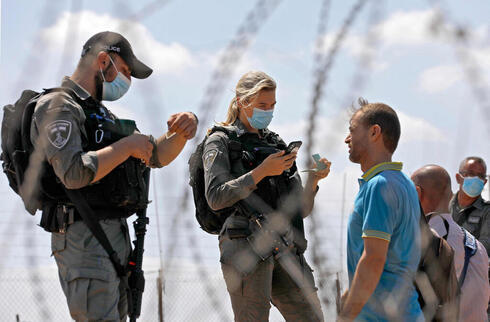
[81,31,153,79]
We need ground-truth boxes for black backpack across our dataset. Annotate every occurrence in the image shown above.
[1,88,73,214]
[188,127,239,234]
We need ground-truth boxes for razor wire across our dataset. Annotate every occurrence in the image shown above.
[7,0,67,300]
[6,0,172,319]
[424,0,490,176]
[339,0,385,112]
[10,0,65,96]
[426,0,490,131]
[304,0,369,308]
[304,0,368,160]
[2,0,489,321]
[56,0,85,78]
[12,1,86,320]
[163,0,283,272]
[323,0,386,304]
[161,1,284,319]
[127,0,173,22]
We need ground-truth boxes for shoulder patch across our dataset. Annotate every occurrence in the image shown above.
[468,216,481,224]
[203,148,218,171]
[45,120,72,149]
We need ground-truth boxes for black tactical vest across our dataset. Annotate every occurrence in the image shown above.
[76,99,148,216]
[219,126,307,250]
[40,95,148,218]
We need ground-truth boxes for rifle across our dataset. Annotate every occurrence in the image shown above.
[128,167,151,322]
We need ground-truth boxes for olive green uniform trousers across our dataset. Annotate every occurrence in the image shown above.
[52,218,131,322]
[220,237,324,322]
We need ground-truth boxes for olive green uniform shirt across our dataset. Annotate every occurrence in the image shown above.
[203,120,258,211]
[450,192,490,257]
[31,77,161,321]
[30,77,162,190]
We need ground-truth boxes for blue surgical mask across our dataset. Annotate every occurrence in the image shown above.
[461,176,485,198]
[246,108,274,129]
[100,55,131,101]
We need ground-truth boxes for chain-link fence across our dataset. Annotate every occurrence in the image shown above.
[0,264,341,321]
[1,0,489,321]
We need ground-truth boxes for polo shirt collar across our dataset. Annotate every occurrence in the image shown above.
[360,161,403,182]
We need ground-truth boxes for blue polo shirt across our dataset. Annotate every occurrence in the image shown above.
[347,162,423,321]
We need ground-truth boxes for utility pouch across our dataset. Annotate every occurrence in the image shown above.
[39,204,57,232]
[39,203,71,233]
[246,215,292,260]
[224,215,251,239]
[246,229,288,260]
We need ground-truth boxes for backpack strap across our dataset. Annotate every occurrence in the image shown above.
[458,227,478,288]
[441,217,450,240]
[426,212,450,240]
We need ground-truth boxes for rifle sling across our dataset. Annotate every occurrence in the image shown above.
[63,187,127,277]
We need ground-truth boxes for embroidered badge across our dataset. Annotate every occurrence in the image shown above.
[468,216,481,224]
[46,120,72,149]
[204,149,218,171]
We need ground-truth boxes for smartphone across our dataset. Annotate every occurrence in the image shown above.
[312,153,327,170]
[285,141,302,154]
[301,153,326,173]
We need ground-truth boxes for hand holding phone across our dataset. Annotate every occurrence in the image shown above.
[301,153,328,173]
[312,153,327,170]
[285,141,302,154]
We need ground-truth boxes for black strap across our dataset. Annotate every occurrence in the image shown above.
[427,212,450,240]
[441,217,450,240]
[63,187,126,277]
[458,228,478,288]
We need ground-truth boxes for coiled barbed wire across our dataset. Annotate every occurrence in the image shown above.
[426,0,490,132]
[161,1,284,320]
[304,0,369,308]
[13,1,86,319]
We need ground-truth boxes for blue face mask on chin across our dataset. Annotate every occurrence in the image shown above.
[246,107,274,129]
[100,55,131,101]
[462,176,485,198]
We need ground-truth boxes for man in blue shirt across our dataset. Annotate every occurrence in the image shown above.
[338,98,423,321]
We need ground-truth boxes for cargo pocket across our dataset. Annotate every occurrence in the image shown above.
[219,215,251,265]
[66,278,89,320]
[299,254,318,291]
[64,273,120,321]
[51,232,66,255]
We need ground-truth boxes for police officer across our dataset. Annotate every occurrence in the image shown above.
[30,31,198,321]
[203,71,331,321]
[450,156,489,256]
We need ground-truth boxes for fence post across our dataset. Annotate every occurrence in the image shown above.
[335,272,341,314]
[157,269,164,322]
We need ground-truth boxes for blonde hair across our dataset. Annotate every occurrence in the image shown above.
[219,71,276,126]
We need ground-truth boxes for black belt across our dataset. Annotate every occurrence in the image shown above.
[59,204,131,222]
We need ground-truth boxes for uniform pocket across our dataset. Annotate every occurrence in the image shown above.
[51,232,66,254]
[219,237,237,265]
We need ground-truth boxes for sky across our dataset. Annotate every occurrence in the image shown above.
[0,0,489,319]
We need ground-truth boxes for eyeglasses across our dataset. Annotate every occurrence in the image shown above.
[459,172,487,180]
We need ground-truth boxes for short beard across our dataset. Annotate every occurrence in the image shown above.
[94,73,103,101]
[348,149,362,164]
[94,65,111,101]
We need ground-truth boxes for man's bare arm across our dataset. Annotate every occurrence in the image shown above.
[338,237,389,321]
